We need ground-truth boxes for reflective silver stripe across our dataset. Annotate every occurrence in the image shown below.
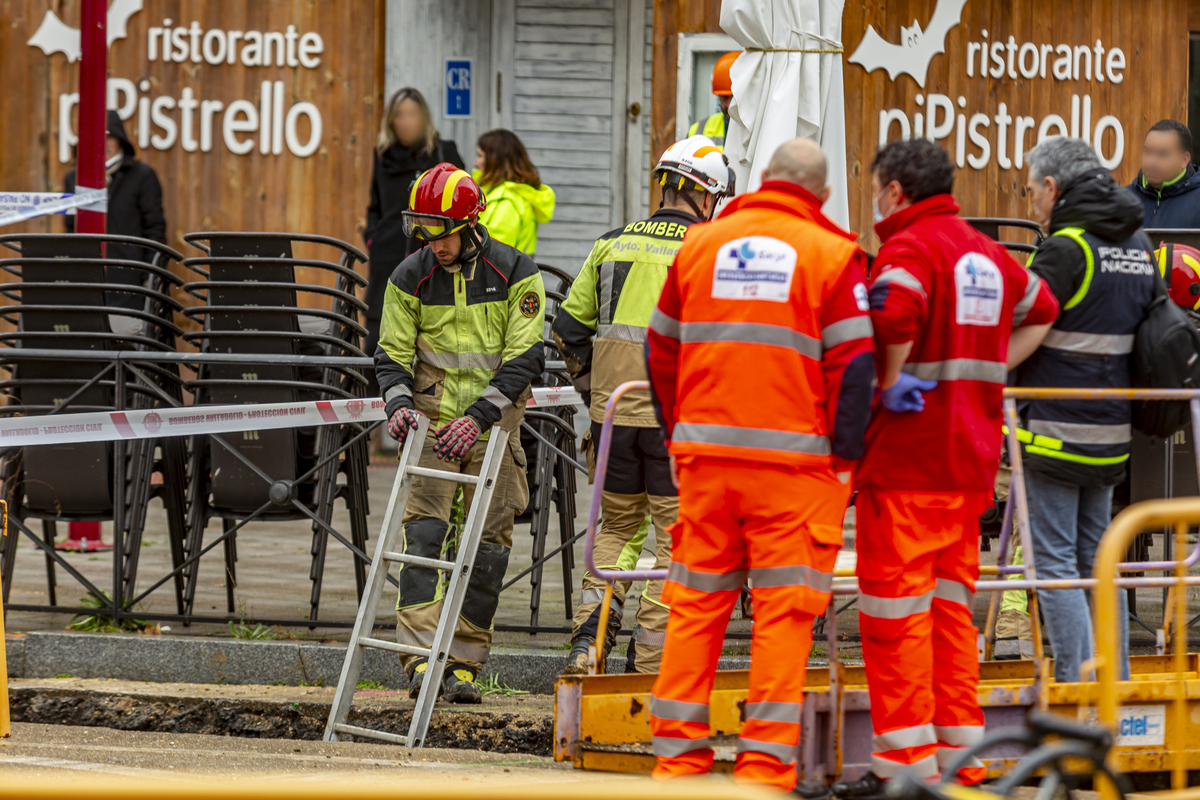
[1012,274,1043,327]
[678,321,821,360]
[1041,329,1135,355]
[398,628,490,664]
[933,578,974,608]
[872,752,939,780]
[652,735,711,758]
[648,307,680,339]
[1028,419,1132,445]
[384,385,412,402]
[873,723,937,753]
[633,625,666,647]
[580,588,623,611]
[872,268,926,299]
[650,696,709,723]
[934,724,985,747]
[903,359,1006,384]
[736,737,798,764]
[598,260,616,325]
[597,323,647,343]
[479,385,512,414]
[748,564,833,593]
[937,746,985,770]
[859,591,933,620]
[671,422,831,456]
[744,701,802,724]
[667,561,746,593]
[415,348,503,370]
[822,316,874,348]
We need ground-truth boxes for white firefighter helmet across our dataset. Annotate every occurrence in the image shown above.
[653,135,735,199]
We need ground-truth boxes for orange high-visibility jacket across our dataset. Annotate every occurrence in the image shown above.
[646,181,876,469]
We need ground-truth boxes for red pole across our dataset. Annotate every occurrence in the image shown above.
[76,0,106,235]
[64,0,109,552]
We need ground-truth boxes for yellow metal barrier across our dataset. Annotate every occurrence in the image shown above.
[1094,497,1200,796]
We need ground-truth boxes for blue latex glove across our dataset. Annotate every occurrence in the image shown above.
[880,373,937,413]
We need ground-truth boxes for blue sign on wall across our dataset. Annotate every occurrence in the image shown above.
[445,59,473,119]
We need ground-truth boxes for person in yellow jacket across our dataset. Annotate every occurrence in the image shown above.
[473,129,555,256]
[687,51,739,151]
[552,135,734,674]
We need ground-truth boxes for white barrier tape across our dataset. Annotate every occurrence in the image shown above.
[0,189,106,228]
[0,386,582,448]
[0,193,73,216]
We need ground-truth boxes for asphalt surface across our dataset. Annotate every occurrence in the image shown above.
[0,721,595,781]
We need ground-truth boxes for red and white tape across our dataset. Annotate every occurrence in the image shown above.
[0,386,582,448]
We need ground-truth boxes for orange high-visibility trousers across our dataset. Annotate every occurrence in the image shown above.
[649,456,849,791]
[855,489,988,784]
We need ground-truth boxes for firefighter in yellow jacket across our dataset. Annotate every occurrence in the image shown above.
[552,136,733,673]
[376,163,545,703]
[687,51,739,151]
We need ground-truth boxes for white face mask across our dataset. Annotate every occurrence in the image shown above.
[873,190,887,223]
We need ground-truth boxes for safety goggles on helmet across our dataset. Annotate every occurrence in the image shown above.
[401,211,470,242]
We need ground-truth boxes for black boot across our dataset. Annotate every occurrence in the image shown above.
[407,658,439,700]
[442,665,483,704]
[794,781,833,800]
[832,772,887,800]
[563,636,593,675]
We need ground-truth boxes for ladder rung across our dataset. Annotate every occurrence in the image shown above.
[405,465,480,485]
[383,551,455,570]
[359,636,431,657]
[334,723,408,745]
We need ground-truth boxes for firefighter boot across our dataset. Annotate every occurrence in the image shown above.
[443,666,483,704]
[407,659,439,700]
[563,636,593,675]
[831,772,887,800]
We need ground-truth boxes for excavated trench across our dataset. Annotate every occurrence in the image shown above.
[9,686,554,755]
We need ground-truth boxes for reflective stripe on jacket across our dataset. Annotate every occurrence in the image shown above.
[552,208,699,426]
[687,112,726,150]
[374,225,546,436]
[1016,226,1156,483]
[645,181,876,468]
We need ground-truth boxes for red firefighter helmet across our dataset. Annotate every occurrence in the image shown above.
[1155,242,1200,311]
[401,163,486,241]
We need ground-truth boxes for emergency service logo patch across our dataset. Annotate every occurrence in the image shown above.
[954,252,1004,326]
[712,237,797,302]
[520,292,541,318]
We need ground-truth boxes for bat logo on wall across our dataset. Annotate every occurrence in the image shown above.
[27,0,143,63]
[848,0,969,88]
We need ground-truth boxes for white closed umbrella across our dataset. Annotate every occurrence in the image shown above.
[720,0,849,228]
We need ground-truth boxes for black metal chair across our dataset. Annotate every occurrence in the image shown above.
[964,217,1044,256]
[179,232,372,623]
[519,262,581,629]
[0,233,188,618]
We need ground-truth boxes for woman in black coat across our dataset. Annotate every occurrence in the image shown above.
[363,87,464,382]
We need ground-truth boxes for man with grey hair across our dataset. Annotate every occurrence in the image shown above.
[1016,136,1155,684]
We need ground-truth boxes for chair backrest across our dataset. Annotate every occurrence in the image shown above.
[0,233,184,515]
[182,232,368,514]
[964,217,1044,256]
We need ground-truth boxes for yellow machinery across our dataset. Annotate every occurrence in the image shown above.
[555,385,1200,787]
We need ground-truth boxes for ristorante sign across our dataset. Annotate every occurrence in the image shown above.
[28,2,325,164]
[849,0,1129,171]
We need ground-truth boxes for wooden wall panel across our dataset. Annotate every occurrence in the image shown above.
[1,0,383,298]
[653,0,1191,247]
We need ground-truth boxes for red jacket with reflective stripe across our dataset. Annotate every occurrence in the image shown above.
[856,195,1059,493]
[646,182,876,469]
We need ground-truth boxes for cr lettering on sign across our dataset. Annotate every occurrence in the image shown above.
[445,58,473,119]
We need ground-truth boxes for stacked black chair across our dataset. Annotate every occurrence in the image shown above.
[0,233,188,619]
[521,262,581,630]
[180,233,371,623]
[964,217,1045,257]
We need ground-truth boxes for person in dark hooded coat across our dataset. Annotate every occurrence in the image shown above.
[64,110,167,310]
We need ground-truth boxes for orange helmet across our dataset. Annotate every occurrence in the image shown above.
[1156,243,1200,311]
[402,163,485,242]
[712,51,739,97]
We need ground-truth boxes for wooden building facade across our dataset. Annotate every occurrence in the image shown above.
[3,0,1200,282]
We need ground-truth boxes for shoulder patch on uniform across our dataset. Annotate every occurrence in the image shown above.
[520,291,541,318]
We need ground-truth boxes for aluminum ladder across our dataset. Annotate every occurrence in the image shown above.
[323,415,509,747]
